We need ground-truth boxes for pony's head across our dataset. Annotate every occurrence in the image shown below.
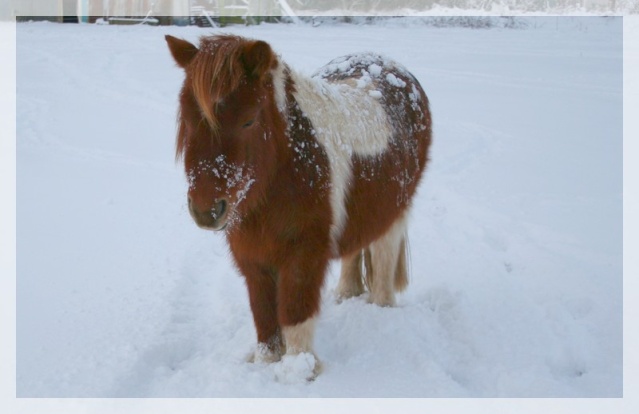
[166,34,284,231]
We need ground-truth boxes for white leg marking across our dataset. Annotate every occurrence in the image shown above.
[249,343,283,364]
[336,251,365,300]
[282,317,316,355]
[278,317,322,380]
[367,215,408,307]
[289,70,393,253]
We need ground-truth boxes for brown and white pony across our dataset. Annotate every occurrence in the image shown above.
[166,34,432,379]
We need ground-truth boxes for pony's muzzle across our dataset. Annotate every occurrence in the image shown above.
[188,196,228,231]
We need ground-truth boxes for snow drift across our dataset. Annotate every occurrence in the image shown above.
[16,17,622,397]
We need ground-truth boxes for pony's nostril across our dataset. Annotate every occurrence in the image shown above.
[212,199,227,220]
[187,196,228,230]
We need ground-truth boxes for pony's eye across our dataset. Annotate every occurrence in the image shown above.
[242,119,255,128]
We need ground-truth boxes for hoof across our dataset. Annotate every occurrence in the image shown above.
[368,291,396,307]
[247,343,283,364]
[335,283,365,302]
[274,352,322,383]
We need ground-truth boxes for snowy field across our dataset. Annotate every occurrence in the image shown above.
[14,17,623,399]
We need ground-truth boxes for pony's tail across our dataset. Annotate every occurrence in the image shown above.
[363,248,373,291]
[394,234,410,292]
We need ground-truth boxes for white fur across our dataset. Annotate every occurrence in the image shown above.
[335,251,365,300]
[286,69,393,254]
[282,317,316,354]
[367,214,408,306]
[251,343,282,364]
[271,60,287,114]
[281,317,322,379]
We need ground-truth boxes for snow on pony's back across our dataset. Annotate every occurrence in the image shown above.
[165,33,432,381]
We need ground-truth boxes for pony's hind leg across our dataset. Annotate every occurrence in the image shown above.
[366,215,408,307]
[336,250,365,300]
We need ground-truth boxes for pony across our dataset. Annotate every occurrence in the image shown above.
[166,34,432,379]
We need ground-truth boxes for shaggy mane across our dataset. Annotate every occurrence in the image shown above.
[176,35,251,159]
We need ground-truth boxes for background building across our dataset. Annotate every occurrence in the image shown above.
[2,1,634,23]
[6,0,290,25]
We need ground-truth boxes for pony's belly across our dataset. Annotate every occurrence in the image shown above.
[335,152,424,257]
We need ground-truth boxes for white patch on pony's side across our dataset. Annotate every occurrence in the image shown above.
[288,69,393,253]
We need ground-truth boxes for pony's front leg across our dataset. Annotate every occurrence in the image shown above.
[237,261,284,364]
[277,248,329,378]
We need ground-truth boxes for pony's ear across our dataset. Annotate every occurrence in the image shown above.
[165,35,198,68]
[241,40,276,80]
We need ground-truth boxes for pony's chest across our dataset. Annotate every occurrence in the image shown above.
[226,155,332,251]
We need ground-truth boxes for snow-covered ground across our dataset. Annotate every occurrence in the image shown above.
[14,17,623,399]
